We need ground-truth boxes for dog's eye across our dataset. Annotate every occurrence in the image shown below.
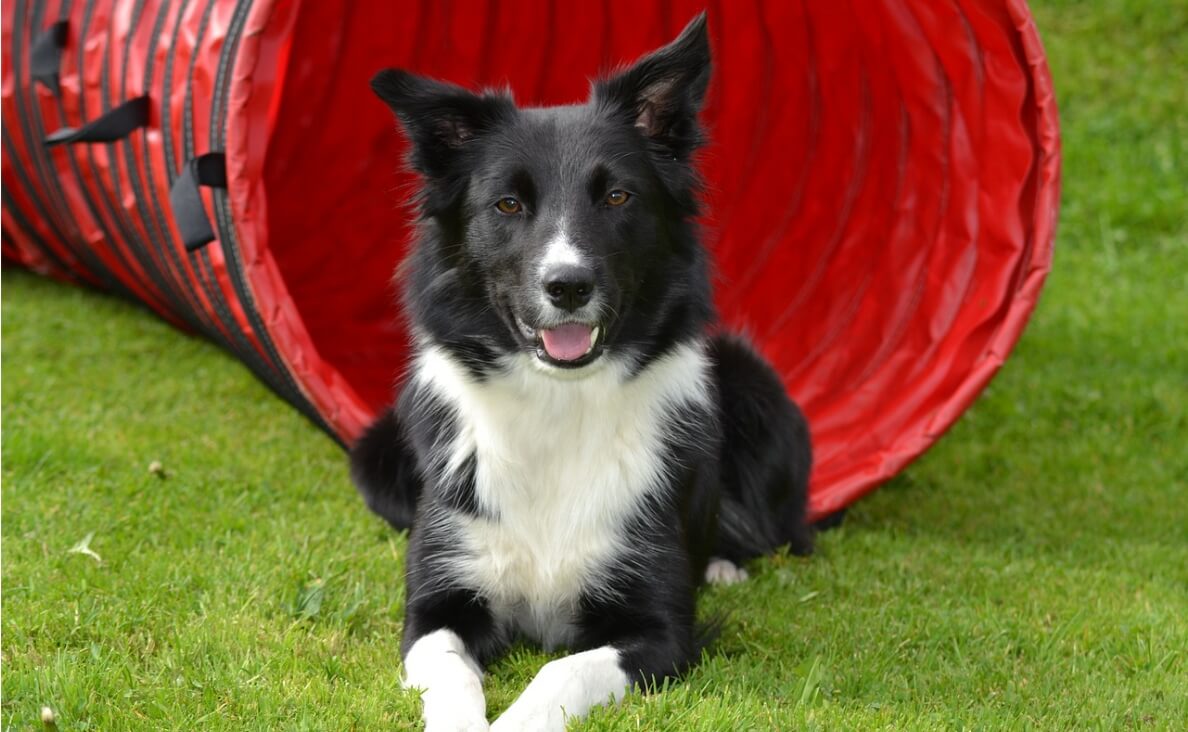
[495,197,522,215]
[605,190,631,207]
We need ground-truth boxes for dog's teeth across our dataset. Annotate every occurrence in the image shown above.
[587,326,600,354]
[515,316,535,339]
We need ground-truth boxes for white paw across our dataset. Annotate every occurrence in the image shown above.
[492,647,628,731]
[405,629,490,732]
[425,722,488,732]
[705,558,749,585]
[429,721,489,732]
[490,707,557,732]
[420,698,490,732]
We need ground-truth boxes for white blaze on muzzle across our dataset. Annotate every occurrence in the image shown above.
[538,218,584,276]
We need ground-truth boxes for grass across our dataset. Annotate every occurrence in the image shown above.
[3,0,1187,728]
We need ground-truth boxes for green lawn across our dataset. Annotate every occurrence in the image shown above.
[3,0,1186,729]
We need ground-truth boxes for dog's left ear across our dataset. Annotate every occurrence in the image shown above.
[594,12,711,157]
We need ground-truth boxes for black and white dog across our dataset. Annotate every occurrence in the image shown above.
[352,14,813,731]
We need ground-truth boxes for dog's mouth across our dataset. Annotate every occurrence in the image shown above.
[513,313,604,368]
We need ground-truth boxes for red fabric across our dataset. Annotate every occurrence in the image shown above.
[2,0,1060,520]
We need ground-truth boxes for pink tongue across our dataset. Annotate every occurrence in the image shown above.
[540,323,594,361]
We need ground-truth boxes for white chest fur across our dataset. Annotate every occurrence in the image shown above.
[414,342,712,643]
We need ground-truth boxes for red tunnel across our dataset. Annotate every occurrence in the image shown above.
[1,0,1060,520]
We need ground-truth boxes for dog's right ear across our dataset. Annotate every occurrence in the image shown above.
[371,69,512,179]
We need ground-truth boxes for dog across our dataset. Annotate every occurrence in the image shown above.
[351,13,813,730]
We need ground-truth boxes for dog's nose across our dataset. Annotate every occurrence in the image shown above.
[542,264,595,312]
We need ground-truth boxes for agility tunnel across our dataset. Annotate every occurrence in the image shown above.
[2,1,1059,520]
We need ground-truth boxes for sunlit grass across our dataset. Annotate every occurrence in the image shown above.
[3,0,1186,728]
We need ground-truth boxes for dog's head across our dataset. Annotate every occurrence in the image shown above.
[373,14,714,375]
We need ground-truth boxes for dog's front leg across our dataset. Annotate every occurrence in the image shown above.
[402,589,499,732]
[490,646,630,731]
[404,628,489,732]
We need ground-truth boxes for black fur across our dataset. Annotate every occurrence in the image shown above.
[710,334,814,559]
[353,12,813,700]
[349,407,420,531]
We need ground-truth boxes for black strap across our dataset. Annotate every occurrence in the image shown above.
[170,153,227,251]
[31,21,69,94]
[45,95,150,146]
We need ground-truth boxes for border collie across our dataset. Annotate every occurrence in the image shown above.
[351,14,813,730]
